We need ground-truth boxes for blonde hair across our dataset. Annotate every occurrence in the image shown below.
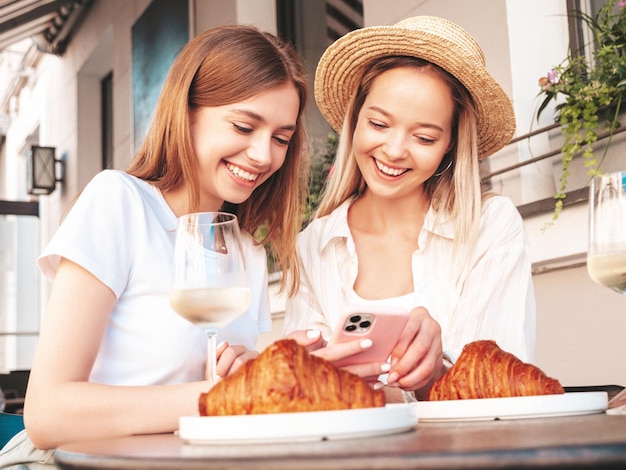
[127,25,310,295]
[316,56,482,255]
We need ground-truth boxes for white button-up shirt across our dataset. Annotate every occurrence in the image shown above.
[284,196,536,363]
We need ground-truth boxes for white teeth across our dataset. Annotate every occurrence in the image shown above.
[375,159,408,177]
[226,163,259,182]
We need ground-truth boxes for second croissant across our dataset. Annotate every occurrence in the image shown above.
[428,340,564,401]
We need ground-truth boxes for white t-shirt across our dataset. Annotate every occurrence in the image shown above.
[284,196,536,364]
[38,170,272,386]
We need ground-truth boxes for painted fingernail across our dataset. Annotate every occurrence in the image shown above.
[380,363,391,372]
[387,372,399,383]
[374,382,385,390]
[360,338,373,349]
[306,329,321,339]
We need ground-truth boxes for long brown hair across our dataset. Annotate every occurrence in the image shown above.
[127,25,310,295]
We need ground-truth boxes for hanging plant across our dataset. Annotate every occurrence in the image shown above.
[536,0,626,224]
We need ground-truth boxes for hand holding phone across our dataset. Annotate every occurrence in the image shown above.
[328,305,410,368]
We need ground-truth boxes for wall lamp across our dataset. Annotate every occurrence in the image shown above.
[27,145,65,196]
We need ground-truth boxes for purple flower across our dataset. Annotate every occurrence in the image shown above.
[618,0,626,7]
[547,68,559,84]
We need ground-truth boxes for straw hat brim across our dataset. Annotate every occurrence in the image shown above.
[314,16,516,159]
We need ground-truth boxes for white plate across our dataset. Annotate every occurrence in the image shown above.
[415,391,608,422]
[178,403,418,445]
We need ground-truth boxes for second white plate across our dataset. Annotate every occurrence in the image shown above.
[179,403,418,445]
[415,391,608,422]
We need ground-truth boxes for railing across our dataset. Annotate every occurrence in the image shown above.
[483,123,626,181]
[481,121,626,218]
[0,332,39,337]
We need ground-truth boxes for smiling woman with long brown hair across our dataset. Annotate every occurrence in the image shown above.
[1,24,310,465]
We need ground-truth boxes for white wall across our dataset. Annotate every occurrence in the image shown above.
[534,265,626,387]
[195,0,276,35]
[364,0,513,95]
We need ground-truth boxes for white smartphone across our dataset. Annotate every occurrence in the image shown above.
[328,305,410,368]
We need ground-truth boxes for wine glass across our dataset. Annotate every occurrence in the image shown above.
[170,212,251,387]
[587,170,626,296]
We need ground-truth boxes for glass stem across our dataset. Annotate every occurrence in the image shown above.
[205,327,219,387]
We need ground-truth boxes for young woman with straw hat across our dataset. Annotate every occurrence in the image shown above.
[285,16,535,400]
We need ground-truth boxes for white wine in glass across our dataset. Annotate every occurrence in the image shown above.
[587,170,626,296]
[170,212,251,387]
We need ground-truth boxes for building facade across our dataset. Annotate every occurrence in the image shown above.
[1,0,625,386]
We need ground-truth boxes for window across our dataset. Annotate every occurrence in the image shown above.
[101,71,113,169]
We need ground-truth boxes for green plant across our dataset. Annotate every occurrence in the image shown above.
[537,0,626,223]
[303,131,338,226]
[257,131,337,273]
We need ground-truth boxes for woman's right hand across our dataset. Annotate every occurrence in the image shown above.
[284,329,326,351]
[214,342,258,379]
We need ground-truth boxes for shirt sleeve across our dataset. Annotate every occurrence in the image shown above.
[443,197,536,363]
[38,171,142,298]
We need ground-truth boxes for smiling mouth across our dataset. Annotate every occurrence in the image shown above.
[226,163,260,182]
[374,158,409,177]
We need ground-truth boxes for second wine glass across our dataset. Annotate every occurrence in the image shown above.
[587,170,626,296]
[170,212,251,387]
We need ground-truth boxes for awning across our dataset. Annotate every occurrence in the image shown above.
[0,0,93,55]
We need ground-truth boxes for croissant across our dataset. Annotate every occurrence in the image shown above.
[199,338,385,416]
[427,340,564,401]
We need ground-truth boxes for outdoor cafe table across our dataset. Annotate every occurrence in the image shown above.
[54,411,626,469]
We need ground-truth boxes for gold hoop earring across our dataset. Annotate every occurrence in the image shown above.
[434,160,452,177]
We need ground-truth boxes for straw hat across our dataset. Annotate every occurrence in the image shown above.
[315,15,515,159]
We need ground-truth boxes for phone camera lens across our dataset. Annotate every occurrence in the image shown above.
[345,324,357,332]
[359,320,371,328]
[349,315,361,323]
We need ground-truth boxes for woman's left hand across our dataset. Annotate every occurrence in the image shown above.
[214,342,259,378]
[385,306,445,392]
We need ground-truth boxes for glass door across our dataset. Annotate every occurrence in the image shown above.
[0,201,40,372]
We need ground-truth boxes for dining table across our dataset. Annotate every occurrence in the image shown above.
[52,386,626,470]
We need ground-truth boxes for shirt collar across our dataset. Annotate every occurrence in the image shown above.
[317,197,457,252]
[423,206,456,240]
[317,199,353,252]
